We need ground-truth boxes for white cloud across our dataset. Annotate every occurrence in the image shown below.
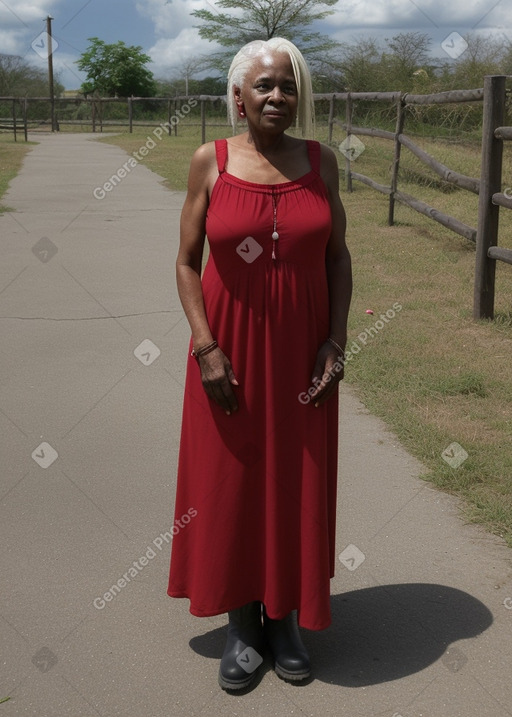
[0,0,65,31]
[136,0,224,74]
[328,0,512,31]
[0,27,29,55]
[0,0,67,60]
[148,29,220,75]
[136,0,201,38]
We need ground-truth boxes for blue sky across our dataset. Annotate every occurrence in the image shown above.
[1,0,510,89]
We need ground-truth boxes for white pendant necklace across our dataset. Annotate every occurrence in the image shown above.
[271,190,279,260]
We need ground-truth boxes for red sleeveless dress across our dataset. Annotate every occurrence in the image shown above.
[167,138,339,630]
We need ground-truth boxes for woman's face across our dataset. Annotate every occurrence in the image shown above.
[236,52,298,134]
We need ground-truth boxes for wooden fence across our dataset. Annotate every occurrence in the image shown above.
[320,75,511,320]
[0,95,226,145]
[2,79,511,319]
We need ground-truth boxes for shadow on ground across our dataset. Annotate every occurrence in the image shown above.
[189,583,493,688]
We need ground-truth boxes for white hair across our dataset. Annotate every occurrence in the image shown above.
[226,38,314,137]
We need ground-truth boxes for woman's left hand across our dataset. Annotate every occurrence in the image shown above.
[309,341,345,407]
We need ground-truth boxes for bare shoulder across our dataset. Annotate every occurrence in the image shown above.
[189,140,217,173]
[317,141,341,193]
[318,142,339,170]
[187,140,219,197]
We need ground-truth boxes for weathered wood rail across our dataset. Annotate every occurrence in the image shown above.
[0,95,226,145]
[319,77,511,320]
[2,80,511,319]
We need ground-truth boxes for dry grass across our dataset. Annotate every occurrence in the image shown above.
[3,122,512,545]
[0,134,35,211]
[101,123,512,544]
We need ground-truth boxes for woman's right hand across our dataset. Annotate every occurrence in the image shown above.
[198,348,239,415]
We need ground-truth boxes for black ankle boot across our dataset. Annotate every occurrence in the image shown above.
[262,608,311,681]
[218,601,265,690]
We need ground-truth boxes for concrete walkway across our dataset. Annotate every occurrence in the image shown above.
[1,133,511,717]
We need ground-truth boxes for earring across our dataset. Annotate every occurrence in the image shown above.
[238,103,246,118]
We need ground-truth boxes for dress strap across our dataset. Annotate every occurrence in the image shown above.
[214,138,228,173]
[306,140,321,175]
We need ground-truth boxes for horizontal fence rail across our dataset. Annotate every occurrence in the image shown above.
[1,79,511,320]
[326,77,510,321]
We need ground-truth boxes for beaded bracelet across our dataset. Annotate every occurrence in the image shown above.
[191,340,218,360]
[327,337,345,357]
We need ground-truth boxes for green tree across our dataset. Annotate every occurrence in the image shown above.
[448,33,508,89]
[191,0,339,72]
[76,38,156,97]
[381,32,431,90]
[333,37,383,92]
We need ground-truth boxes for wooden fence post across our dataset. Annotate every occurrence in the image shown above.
[201,99,206,145]
[473,75,506,320]
[128,97,133,134]
[388,94,406,226]
[23,98,28,141]
[345,93,353,193]
[167,100,172,135]
[328,94,335,145]
[12,99,17,142]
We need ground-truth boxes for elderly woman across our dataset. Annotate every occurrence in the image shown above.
[168,37,352,690]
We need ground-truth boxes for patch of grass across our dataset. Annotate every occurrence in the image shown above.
[0,134,35,212]
[421,371,488,398]
[99,124,512,547]
[95,125,232,191]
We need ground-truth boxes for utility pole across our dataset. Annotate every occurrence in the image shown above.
[46,15,57,132]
